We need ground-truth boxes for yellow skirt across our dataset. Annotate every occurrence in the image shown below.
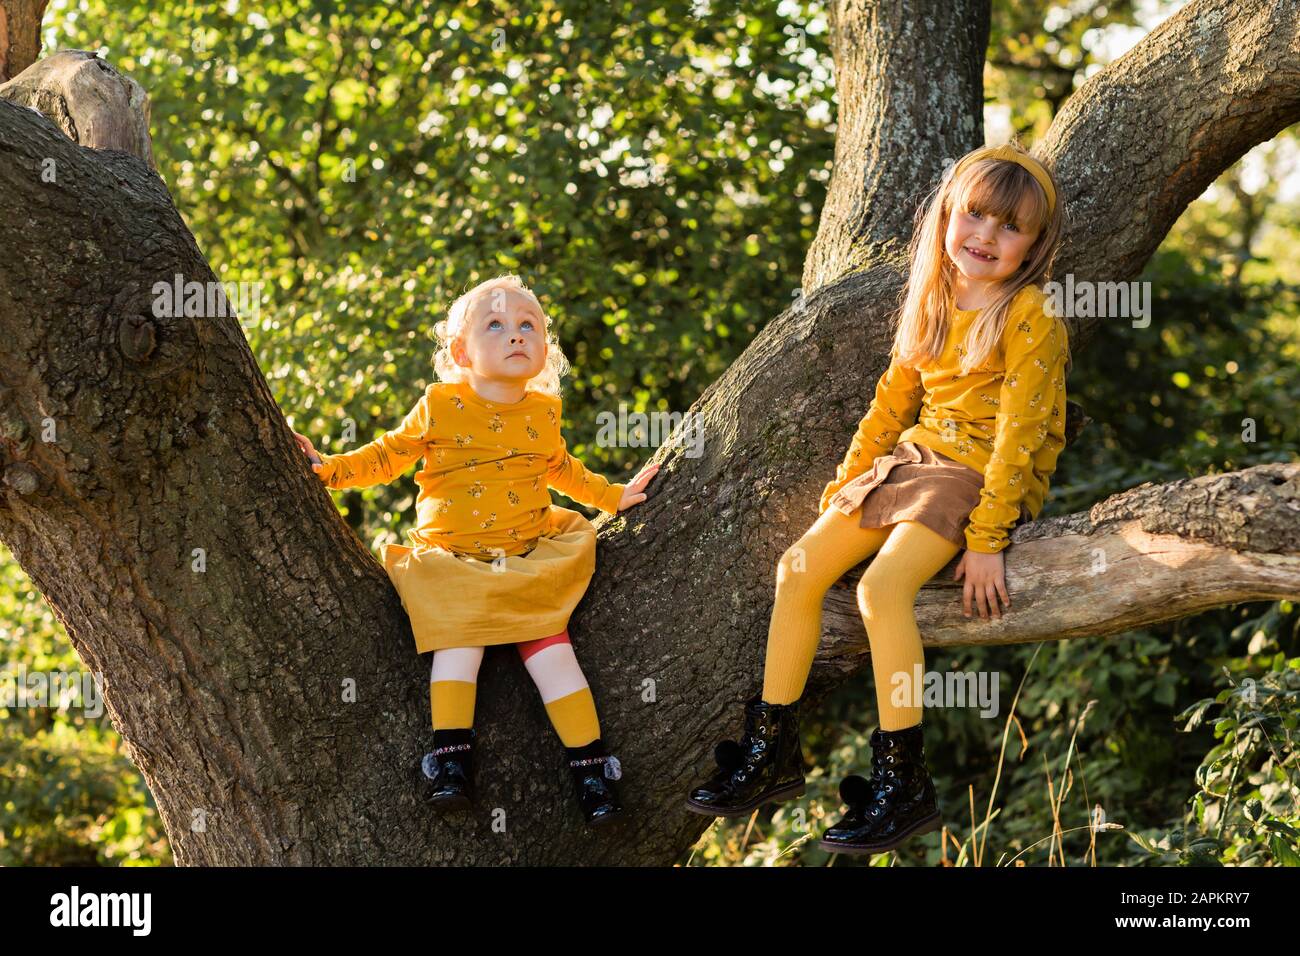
[380,505,598,653]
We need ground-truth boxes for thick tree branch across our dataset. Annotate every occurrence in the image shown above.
[0,97,417,864]
[0,49,154,166]
[1037,0,1300,350]
[818,463,1300,680]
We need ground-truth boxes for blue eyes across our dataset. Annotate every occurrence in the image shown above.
[968,209,1019,232]
[487,319,536,331]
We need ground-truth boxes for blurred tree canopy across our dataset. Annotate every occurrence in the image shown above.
[48,0,836,519]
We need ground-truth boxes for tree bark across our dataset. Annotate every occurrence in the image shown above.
[0,0,47,83]
[1,0,1297,865]
[0,49,154,166]
[801,0,991,293]
[1036,0,1300,291]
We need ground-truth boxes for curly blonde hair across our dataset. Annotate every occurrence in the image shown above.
[431,274,571,397]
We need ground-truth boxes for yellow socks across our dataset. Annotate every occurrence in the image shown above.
[431,675,600,745]
[760,509,960,730]
[430,679,477,730]
[517,630,600,747]
[426,633,603,746]
[429,646,485,730]
[541,687,601,748]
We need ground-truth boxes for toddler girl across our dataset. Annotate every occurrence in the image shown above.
[295,275,657,826]
[684,142,1071,855]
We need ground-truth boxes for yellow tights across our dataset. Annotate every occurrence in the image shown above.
[761,507,960,730]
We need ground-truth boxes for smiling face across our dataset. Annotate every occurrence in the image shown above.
[452,287,549,384]
[944,189,1043,288]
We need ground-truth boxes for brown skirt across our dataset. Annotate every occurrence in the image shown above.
[827,440,1012,548]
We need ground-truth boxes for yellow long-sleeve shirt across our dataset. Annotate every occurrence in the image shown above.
[316,381,626,558]
[819,284,1070,554]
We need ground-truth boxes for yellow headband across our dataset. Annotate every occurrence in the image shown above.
[951,144,1057,217]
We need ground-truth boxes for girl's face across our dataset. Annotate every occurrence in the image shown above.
[452,288,548,383]
[944,191,1042,286]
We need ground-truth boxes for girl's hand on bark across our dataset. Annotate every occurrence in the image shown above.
[617,464,660,510]
[953,549,1010,621]
[291,430,323,473]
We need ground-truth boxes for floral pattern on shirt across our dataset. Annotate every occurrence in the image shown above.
[316,382,625,558]
[819,285,1069,553]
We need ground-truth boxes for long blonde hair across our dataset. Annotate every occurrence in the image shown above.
[893,141,1065,375]
[432,274,571,396]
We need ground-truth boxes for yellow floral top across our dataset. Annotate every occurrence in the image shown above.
[316,381,626,558]
[820,284,1070,554]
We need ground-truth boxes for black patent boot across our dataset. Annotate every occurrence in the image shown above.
[420,728,475,811]
[684,693,806,817]
[566,738,624,826]
[819,723,942,854]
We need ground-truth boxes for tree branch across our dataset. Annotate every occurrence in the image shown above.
[0,49,154,166]
[1038,0,1300,345]
[817,462,1300,681]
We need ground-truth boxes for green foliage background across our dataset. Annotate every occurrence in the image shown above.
[1,0,1296,866]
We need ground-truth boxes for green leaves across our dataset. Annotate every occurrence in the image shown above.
[55,2,833,491]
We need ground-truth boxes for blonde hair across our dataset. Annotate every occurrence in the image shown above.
[432,274,571,396]
[892,140,1066,376]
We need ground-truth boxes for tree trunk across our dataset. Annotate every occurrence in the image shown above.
[0,0,47,83]
[801,0,991,293]
[0,0,1297,865]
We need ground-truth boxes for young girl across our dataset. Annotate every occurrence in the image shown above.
[294,275,658,826]
[685,142,1071,855]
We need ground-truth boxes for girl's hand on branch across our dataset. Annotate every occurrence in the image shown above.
[617,464,660,511]
[953,549,1010,621]
[291,430,323,473]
